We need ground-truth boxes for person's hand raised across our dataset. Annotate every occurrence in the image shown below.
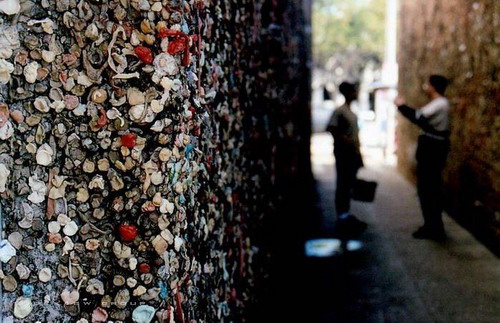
[394,96,406,107]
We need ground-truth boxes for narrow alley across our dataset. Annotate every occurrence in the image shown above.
[300,133,500,323]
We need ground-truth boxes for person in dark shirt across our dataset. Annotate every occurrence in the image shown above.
[327,82,367,238]
[395,75,451,240]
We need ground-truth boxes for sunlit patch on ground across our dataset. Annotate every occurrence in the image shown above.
[305,238,364,257]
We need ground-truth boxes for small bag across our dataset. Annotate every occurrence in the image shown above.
[352,179,377,202]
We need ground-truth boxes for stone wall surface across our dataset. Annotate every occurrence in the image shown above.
[0,0,311,322]
[398,0,499,250]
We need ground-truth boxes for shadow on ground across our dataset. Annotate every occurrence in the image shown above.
[255,142,500,323]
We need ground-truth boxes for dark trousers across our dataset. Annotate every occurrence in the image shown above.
[416,135,450,231]
[335,155,360,216]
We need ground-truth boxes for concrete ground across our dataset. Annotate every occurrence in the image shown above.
[304,133,500,323]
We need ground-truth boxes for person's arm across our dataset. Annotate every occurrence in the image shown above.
[326,110,337,134]
[397,104,418,123]
[327,115,354,145]
[398,104,437,132]
[326,122,335,134]
[327,109,362,151]
[394,96,434,132]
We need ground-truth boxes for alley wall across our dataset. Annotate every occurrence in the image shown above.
[397,0,499,251]
[0,0,311,321]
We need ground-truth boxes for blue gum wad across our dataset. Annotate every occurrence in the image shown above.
[22,285,34,298]
[132,305,156,323]
[159,281,168,299]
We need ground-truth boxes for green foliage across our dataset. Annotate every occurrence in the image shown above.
[313,0,386,69]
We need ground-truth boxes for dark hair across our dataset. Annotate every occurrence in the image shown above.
[338,82,357,97]
[429,75,450,95]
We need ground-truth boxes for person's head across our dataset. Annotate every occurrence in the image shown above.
[339,81,358,103]
[423,75,450,97]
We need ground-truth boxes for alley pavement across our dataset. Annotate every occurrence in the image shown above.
[303,133,500,323]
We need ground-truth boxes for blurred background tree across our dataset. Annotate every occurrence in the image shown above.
[313,0,386,83]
